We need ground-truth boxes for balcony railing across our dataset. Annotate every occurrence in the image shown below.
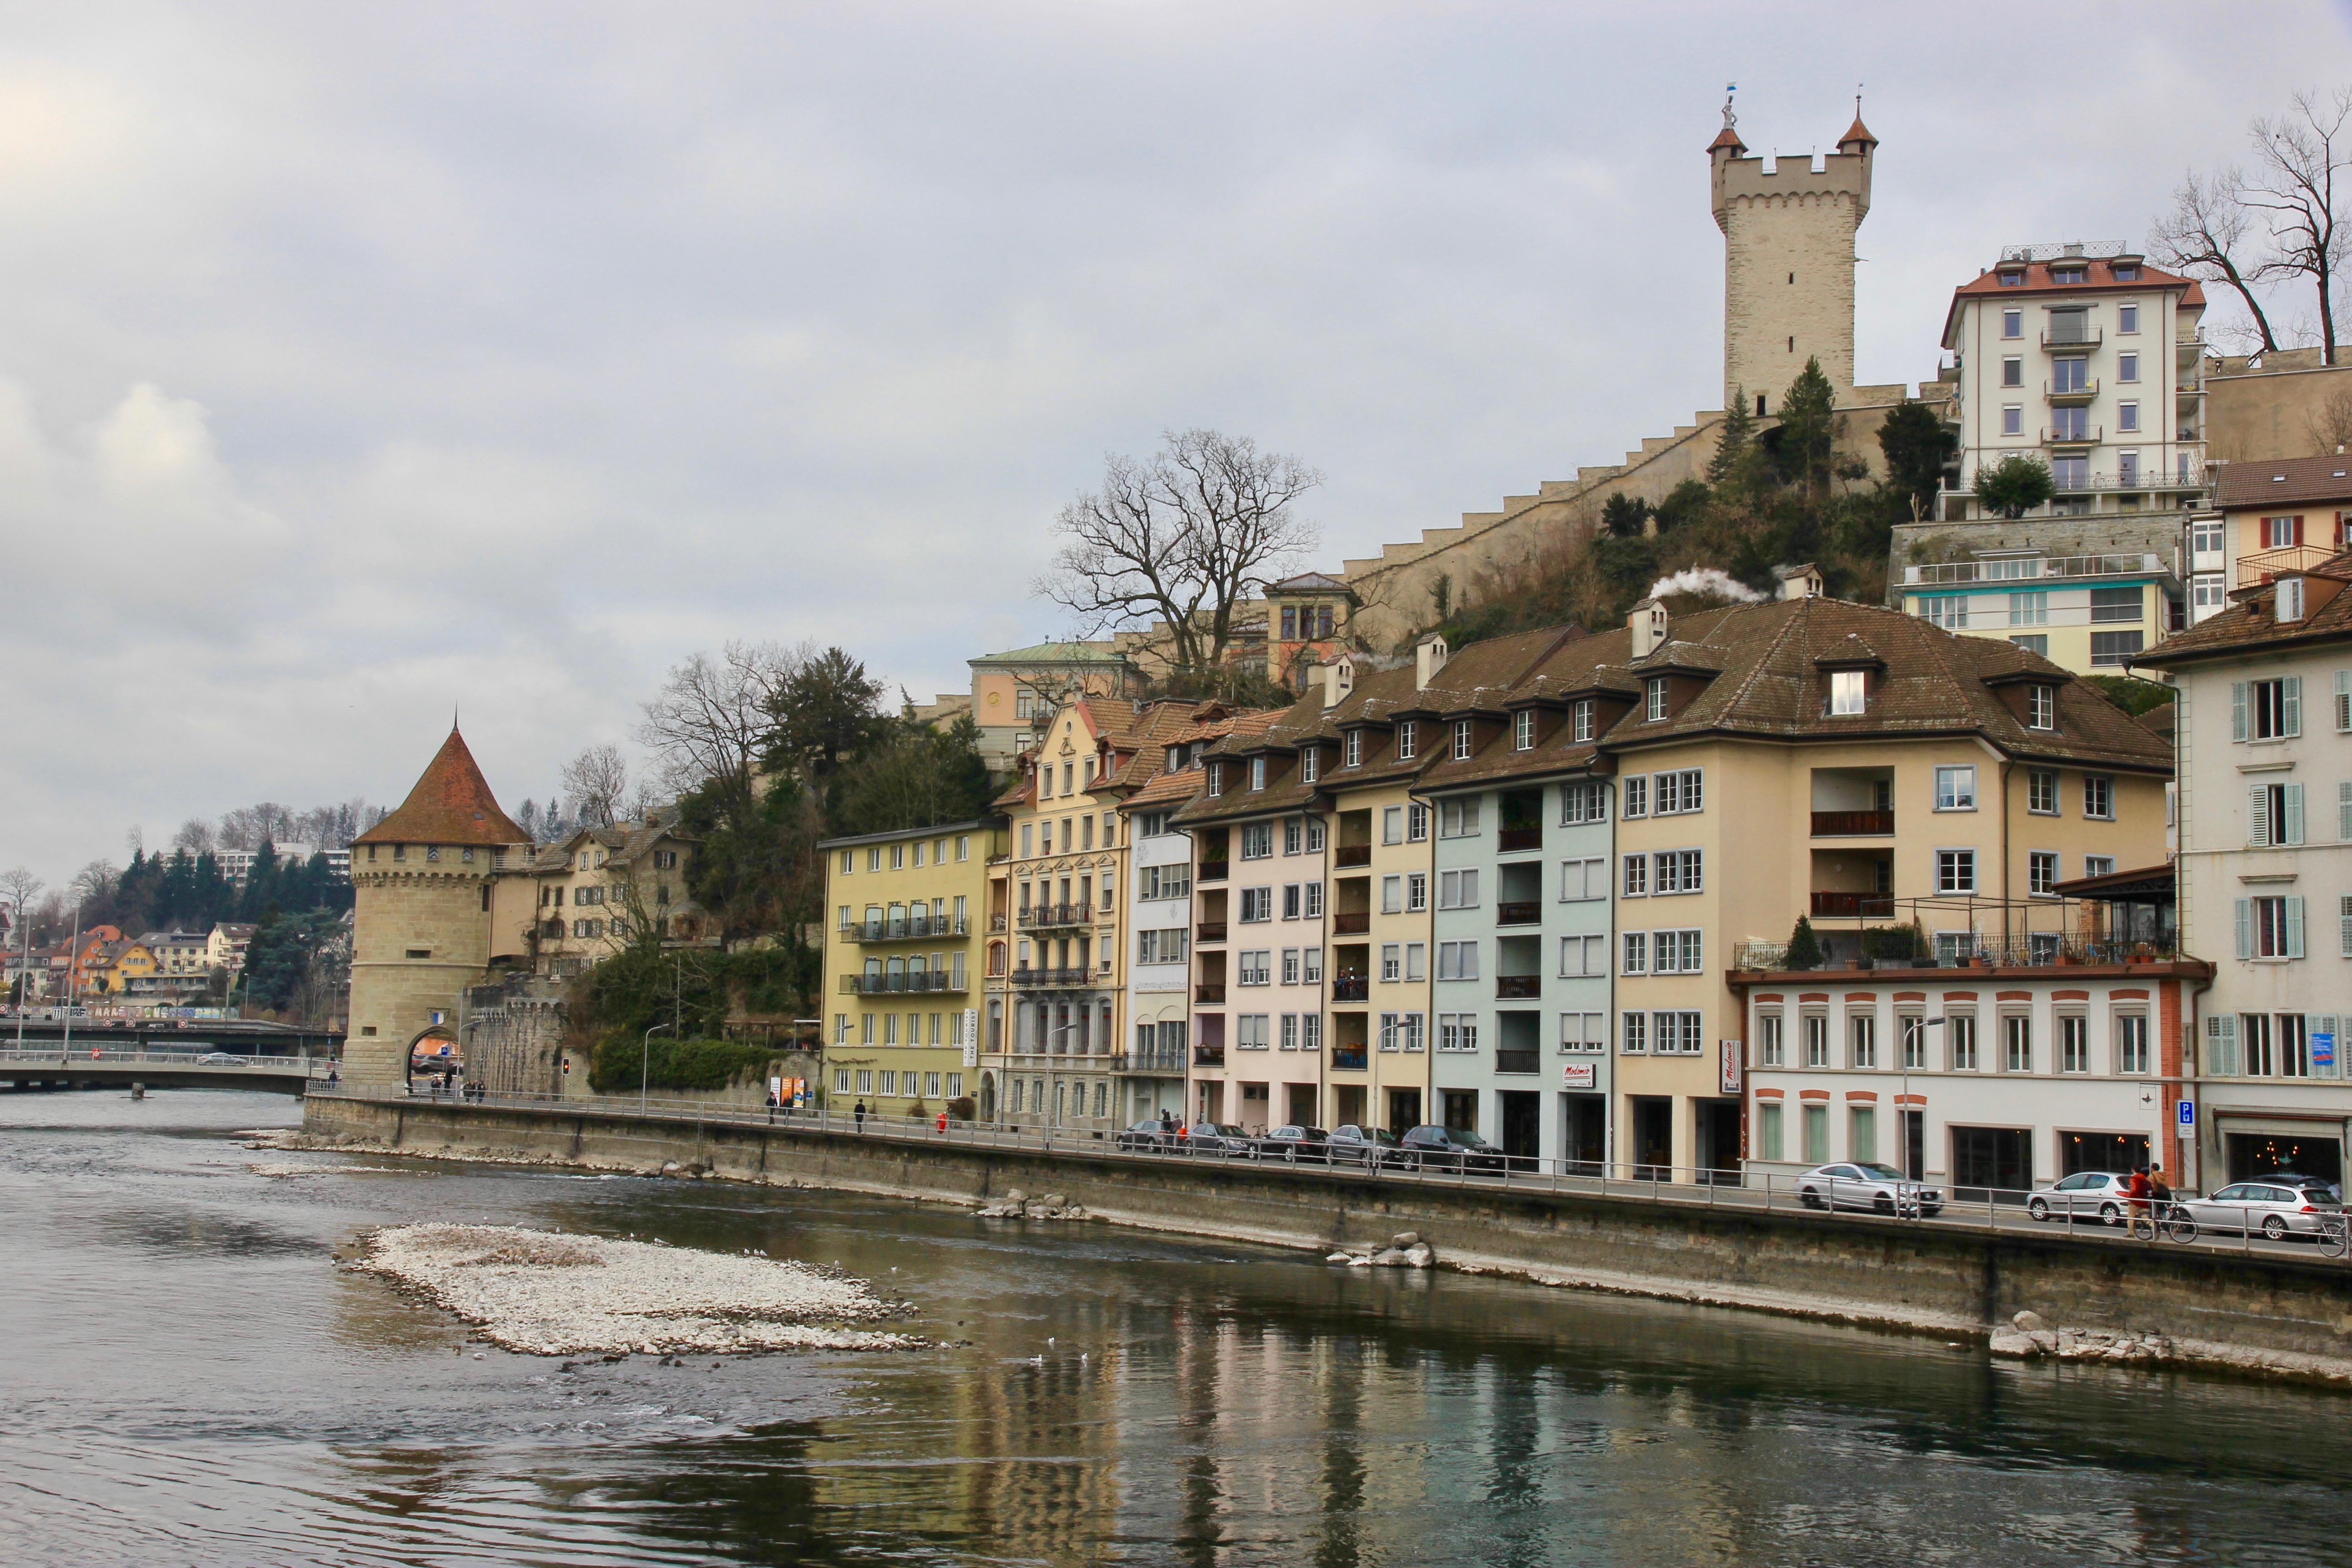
[1495,975,1541,1000]
[1333,843,1372,868]
[1497,827,1542,853]
[1904,553,2166,587]
[1495,1049,1540,1075]
[1330,975,1368,1002]
[989,914,1008,933]
[1193,1044,1226,1067]
[1939,465,2206,502]
[1496,901,1542,926]
[1330,911,1371,935]
[1331,1046,1369,1071]
[2043,377,2098,402]
[1811,810,1893,836]
[1197,860,1229,884]
[841,971,970,995]
[2236,543,2339,588]
[1011,966,1094,989]
[1017,904,1095,932]
[1810,891,1895,918]
[840,913,970,942]
[2040,326,2102,348]
[1194,982,1225,1004]
[2041,424,2102,446]
[1195,921,1228,944]
[1112,1048,1188,1074]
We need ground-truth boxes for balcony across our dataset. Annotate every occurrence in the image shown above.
[1195,921,1228,945]
[1330,911,1371,935]
[1497,827,1542,853]
[1334,843,1372,868]
[1193,1044,1226,1067]
[1331,1046,1369,1071]
[1194,982,1226,1004]
[989,913,1008,933]
[2040,424,2102,446]
[1017,903,1095,932]
[2043,377,2098,403]
[2040,326,2102,349]
[1905,552,2169,587]
[2236,543,2339,588]
[1495,975,1541,1000]
[1197,860,1229,884]
[1811,810,1893,837]
[1810,891,1895,918]
[1011,966,1094,989]
[840,913,970,942]
[1112,1048,1187,1074]
[1330,975,1369,1002]
[1495,1049,1540,1075]
[1496,901,1542,926]
[840,970,970,995]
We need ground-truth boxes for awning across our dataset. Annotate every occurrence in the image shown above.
[2215,1110,2351,1141]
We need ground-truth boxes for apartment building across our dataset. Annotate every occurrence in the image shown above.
[490,814,705,972]
[2141,549,2352,1190]
[1939,243,2208,523]
[1890,517,2183,676]
[2185,455,2352,625]
[1173,706,1330,1130]
[1415,629,1616,1169]
[206,922,256,974]
[819,821,996,1120]
[965,640,1143,776]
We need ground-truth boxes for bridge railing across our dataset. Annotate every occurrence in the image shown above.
[0,1049,338,1075]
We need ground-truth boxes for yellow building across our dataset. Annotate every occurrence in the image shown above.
[821,820,1001,1122]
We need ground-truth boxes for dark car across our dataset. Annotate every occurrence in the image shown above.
[1254,1124,1329,1163]
[1398,1124,1506,1174]
[1328,1124,1402,1168]
[1116,1117,1178,1153]
[1182,1121,1254,1157]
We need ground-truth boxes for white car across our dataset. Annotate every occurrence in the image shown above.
[2026,1171,2133,1225]
[1794,1162,1944,1216]
[2178,1179,2345,1241]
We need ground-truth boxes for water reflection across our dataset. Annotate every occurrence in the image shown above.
[0,1091,2347,1567]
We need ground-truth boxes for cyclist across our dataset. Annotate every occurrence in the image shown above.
[2121,1166,2153,1231]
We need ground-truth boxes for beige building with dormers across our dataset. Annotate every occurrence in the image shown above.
[485,814,706,973]
[346,727,531,1085]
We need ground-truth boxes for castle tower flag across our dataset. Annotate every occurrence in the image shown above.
[1710,96,1875,414]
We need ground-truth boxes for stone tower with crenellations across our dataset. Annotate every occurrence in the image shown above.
[1709,95,1876,415]
[344,727,530,1086]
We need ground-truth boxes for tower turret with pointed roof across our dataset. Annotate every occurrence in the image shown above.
[345,727,530,1085]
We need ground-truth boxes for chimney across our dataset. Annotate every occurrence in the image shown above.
[1774,563,1823,601]
[1628,599,1668,659]
[1320,655,1355,709]
[1414,633,1449,691]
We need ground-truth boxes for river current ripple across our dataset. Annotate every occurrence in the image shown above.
[0,1090,2344,1567]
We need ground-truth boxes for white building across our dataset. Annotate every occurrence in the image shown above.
[2142,554,2352,1191]
[1940,244,2207,524]
[1121,769,1203,1125]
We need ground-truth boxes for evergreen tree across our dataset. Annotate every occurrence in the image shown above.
[1600,492,1652,539]
[764,646,887,788]
[1772,358,1840,496]
[1877,401,1957,521]
[1707,392,1756,485]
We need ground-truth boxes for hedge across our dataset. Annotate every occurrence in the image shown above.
[587,1034,780,1095]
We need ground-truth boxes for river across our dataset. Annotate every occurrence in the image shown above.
[1,1089,2345,1567]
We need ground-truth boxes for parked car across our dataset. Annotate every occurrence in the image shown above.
[1794,1161,1943,1216]
[1328,1124,1401,1168]
[1254,1124,1329,1163]
[2179,1179,2345,1240]
[1182,1121,1254,1158]
[1116,1117,1179,1153]
[2026,1171,2132,1224]
[1398,1124,1507,1175]
[2254,1169,2344,1202]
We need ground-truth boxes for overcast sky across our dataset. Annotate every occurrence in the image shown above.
[6,1,2352,888]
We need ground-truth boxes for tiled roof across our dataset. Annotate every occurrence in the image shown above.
[2136,548,2352,664]
[2212,454,2352,511]
[968,640,1130,667]
[1942,256,2203,345]
[354,729,529,847]
[1839,116,1877,147]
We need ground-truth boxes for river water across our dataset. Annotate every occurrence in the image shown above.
[2,1090,2347,1568]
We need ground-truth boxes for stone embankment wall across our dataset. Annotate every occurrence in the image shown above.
[305,1095,2352,1384]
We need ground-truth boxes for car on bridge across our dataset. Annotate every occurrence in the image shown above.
[1181,1121,1254,1158]
[195,1052,249,1066]
[1397,1124,1506,1175]
[1116,1117,1179,1153]
[1327,1124,1402,1168]
[1795,1162,1944,1217]
[1251,1125,1329,1163]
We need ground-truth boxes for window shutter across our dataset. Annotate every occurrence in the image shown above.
[2340,781,2352,843]
[2295,514,2306,545]
[2284,782,2306,846]
[2337,670,2352,732]
[2249,784,2270,848]
[2232,681,2247,741]
[2345,894,2352,957]
[2284,676,2303,736]
[2288,896,2307,959]
[2234,897,2251,960]
[2207,1014,2237,1076]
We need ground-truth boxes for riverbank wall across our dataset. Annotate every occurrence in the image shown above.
[303,1094,2352,1385]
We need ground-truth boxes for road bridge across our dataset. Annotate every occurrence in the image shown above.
[0,1049,339,1095]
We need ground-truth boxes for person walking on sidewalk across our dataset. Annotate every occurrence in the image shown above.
[853,1098,867,1132]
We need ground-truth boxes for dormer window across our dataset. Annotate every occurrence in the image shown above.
[1300,747,1319,784]
[1998,270,2024,287]
[2052,265,2087,284]
[1829,670,1867,717]
[1189,743,1203,769]
[1396,721,1417,760]
[1345,730,1362,768]
[1207,763,1224,797]
[1250,756,1267,791]
[2278,576,2307,623]
[2113,264,2139,282]
[1572,699,1594,743]
[1451,719,1474,760]
[1645,677,1669,722]
[2028,683,2055,730]
[1514,710,1535,750]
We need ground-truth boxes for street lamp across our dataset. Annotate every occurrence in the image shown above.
[642,1021,674,1115]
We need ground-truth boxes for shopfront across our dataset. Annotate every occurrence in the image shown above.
[2221,1117,2345,1187]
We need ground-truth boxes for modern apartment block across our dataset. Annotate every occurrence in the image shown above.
[2141,549,2352,1190]
[2185,455,2352,625]
[1938,243,2208,523]
[819,820,996,1120]
[1889,515,2184,676]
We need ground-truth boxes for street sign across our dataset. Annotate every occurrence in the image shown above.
[1561,1062,1595,1090]
[1720,1039,1743,1093]
[2177,1098,2195,1127]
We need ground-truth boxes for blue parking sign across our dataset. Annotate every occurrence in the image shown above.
[2177,1098,2195,1127]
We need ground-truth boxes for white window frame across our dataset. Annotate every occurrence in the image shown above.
[1934,765,1976,812]
[1514,710,1535,750]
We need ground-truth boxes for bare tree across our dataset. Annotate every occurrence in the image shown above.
[560,743,632,827]
[2151,167,2280,353]
[0,868,41,937]
[216,803,293,851]
[70,861,118,905]
[2305,383,2352,454]
[634,640,807,795]
[1035,429,1323,676]
[172,818,216,855]
[2246,87,2352,366]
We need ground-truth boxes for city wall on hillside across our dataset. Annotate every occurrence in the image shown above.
[306,1094,2352,1384]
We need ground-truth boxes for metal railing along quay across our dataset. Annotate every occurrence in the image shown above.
[308,1085,2349,1268]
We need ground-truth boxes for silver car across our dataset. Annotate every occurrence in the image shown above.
[2026,1171,2132,1225]
[1794,1162,1944,1216]
[2179,1179,2345,1241]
